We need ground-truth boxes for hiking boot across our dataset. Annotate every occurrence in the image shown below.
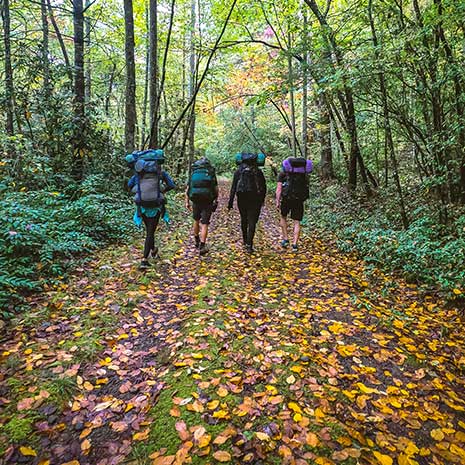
[199,243,208,256]
[139,259,150,270]
[281,239,290,248]
[245,244,254,254]
[150,247,159,259]
[194,235,200,249]
[292,244,298,252]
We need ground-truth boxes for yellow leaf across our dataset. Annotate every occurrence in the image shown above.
[217,387,228,397]
[207,399,220,410]
[198,434,211,448]
[38,460,51,465]
[450,444,465,460]
[398,454,419,465]
[19,446,37,457]
[288,402,302,414]
[373,451,393,465]
[133,429,150,441]
[453,288,462,295]
[61,461,80,465]
[430,428,444,441]
[356,382,379,394]
[256,432,270,441]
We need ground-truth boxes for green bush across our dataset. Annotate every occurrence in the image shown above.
[309,183,465,296]
[0,178,134,317]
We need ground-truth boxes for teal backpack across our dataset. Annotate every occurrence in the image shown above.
[189,159,216,203]
[235,152,266,167]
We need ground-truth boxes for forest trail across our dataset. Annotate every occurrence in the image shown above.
[1,188,465,465]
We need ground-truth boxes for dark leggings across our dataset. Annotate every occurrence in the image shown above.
[237,197,262,246]
[142,213,161,258]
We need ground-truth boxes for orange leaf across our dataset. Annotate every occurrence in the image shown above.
[213,451,231,462]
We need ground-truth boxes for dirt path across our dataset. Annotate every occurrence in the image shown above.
[1,191,465,465]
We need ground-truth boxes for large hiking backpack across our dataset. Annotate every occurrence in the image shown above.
[126,149,166,208]
[282,157,313,202]
[189,159,216,203]
[236,156,263,196]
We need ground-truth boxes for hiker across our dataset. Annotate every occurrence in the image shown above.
[126,149,176,269]
[276,157,313,252]
[228,153,267,253]
[185,157,219,255]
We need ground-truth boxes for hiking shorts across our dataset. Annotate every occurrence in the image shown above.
[281,199,304,221]
[193,202,214,225]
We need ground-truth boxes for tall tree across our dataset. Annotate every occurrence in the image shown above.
[72,0,85,180]
[148,0,159,148]
[188,0,197,167]
[124,0,137,152]
[40,0,50,97]
[1,0,15,137]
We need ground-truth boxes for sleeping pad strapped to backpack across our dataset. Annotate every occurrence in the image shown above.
[282,157,313,202]
[126,149,165,208]
[189,159,216,203]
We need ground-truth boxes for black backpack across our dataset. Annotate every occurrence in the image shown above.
[282,158,312,202]
[237,163,261,195]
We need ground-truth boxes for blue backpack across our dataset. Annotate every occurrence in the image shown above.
[127,150,166,208]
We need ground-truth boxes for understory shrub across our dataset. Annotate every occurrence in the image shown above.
[309,183,465,297]
[0,179,134,317]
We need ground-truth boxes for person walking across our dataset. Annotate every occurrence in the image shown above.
[127,149,176,269]
[185,157,219,256]
[228,153,267,253]
[276,157,313,252]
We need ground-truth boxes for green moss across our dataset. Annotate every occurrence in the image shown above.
[2,416,37,443]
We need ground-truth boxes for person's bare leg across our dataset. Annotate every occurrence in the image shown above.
[193,220,200,237]
[280,216,288,241]
[200,223,208,243]
[293,220,301,246]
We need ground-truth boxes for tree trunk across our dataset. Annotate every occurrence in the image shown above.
[1,0,15,137]
[84,0,91,101]
[148,0,159,148]
[287,32,297,158]
[141,4,150,148]
[188,0,197,170]
[124,0,137,153]
[47,0,73,84]
[302,9,308,160]
[72,0,85,181]
[304,0,371,195]
[319,96,333,180]
[368,0,408,227]
[41,0,50,97]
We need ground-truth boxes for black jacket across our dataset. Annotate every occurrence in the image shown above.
[228,165,267,209]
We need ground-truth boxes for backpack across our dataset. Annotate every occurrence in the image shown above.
[237,162,262,196]
[126,150,165,208]
[282,157,313,202]
[189,159,216,203]
[235,152,266,167]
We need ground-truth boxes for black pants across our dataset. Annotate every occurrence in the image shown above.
[237,196,262,246]
[142,213,161,258]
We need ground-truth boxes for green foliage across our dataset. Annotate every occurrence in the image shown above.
[310,183,465,296]
[0,179,134,317]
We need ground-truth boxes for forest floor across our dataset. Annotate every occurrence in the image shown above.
[1,186,465,465]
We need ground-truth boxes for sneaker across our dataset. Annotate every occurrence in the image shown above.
[292,244,298,252]
[139,259,150,270]
[281,239,290,248]
[194,235,200,249]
